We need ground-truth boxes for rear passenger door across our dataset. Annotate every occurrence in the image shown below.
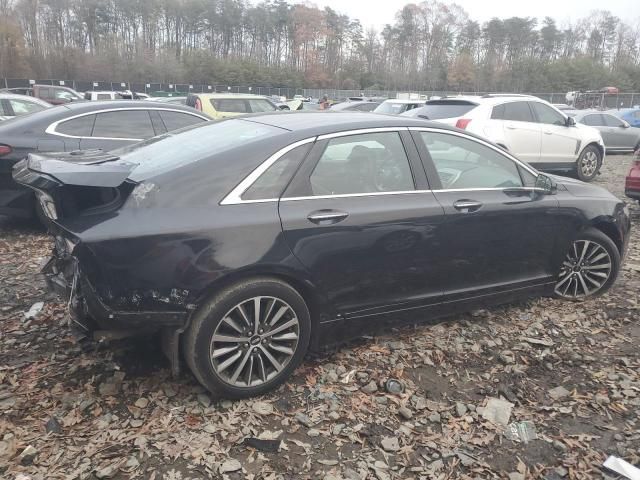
[279,129,446,318]
[493,101,541,163]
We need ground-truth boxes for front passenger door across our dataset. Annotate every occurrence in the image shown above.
[413,130,562,301]
[530,101,578,163]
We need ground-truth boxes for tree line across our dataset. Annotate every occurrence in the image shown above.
[0,0,639,93]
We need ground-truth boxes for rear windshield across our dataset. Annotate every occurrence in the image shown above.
[411,101,478,119]
[116,119,283,181]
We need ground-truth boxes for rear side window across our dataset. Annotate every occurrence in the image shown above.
[92,110,155,139]
[39,88,53,99]
[96,93,112,100]
[420,101,478,119]
[582,114,604,126]
[501,102,534,122]
[159,111,205,131]
[55,115,96,136]
[247,99,277,113]
[242,143,312,200]
[212,98,248,113]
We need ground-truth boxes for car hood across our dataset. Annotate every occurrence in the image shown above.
[549,174,618,199]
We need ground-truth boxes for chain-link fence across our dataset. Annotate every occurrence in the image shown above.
[2,78,639,108]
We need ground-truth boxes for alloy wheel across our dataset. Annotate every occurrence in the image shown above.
[580,151,598,178]
[554,239,612,299]
[209,296,300,387]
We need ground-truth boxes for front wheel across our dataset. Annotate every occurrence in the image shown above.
[554,228,620,300]
[575,145,602,182]
[183,278,311,398]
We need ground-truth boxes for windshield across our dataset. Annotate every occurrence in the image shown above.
[115,119,284,181]
[405,101,478,119]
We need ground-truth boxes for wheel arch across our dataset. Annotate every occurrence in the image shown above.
[580,141,604,160]
[588,219,622,254]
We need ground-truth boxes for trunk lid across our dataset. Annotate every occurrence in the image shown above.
[13,150,138,222]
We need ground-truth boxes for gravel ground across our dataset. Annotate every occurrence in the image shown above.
[1,155,638,480]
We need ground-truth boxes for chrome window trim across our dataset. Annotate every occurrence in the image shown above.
[281,189,434,202]
[220,126,545,206]
[45,107,210,141]
[317,126,409,140]
[408,126,540,177]
[220,137,317,205]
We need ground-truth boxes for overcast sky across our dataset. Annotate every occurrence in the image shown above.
[307,0,640,30]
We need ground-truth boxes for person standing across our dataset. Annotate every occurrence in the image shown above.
[319,95,329,110]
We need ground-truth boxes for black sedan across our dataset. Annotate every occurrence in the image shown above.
[14,112,630,398]
[0,100,210,219]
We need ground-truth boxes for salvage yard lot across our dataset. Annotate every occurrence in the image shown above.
[1,156,638,479]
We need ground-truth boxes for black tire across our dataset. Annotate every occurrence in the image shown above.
[554,228,620,301]
[183,277,311,398]
[575,145,602,182]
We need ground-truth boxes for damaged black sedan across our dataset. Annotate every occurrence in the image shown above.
[14,112,630,398]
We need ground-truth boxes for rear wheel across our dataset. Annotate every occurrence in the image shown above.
[554,228,620,300]
[183,278,311,398]
[575,145,602,182]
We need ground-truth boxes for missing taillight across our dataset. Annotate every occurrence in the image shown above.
[0,144,12,156]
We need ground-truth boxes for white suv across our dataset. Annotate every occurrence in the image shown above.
[402,94,605,181]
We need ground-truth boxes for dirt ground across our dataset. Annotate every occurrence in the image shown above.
[1,155,639,480]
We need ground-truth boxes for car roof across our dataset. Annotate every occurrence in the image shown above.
[428,95,540,106]
[239,111,451,136]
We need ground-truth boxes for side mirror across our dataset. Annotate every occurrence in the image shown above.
[621,122,630,128]
[278,105,290,110]
[535,173,556,194]
[565,116,576,127]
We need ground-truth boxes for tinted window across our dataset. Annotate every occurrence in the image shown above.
[502,102,534,122]
[247,99,277,113]
[39,88,53,99]
[92,110,155,139]
[96,93,112,100]
[9,99,46,116]
[119,120,282,181]
[211,98,248,113]
[417,101,478,119]
[420,132,523,189]
[159,111,205,131]
[242,143,311,200]
[530,102,566,126]
[603,114,625,127]
[581,114,604,126]
[491,104,505,119]
[309,132,414,195]
[55,115,96,136]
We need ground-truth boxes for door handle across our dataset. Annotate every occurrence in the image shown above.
[506,125,517,130]
[307,210,349,225]
[453,200,482,213]
[544,131,553,135]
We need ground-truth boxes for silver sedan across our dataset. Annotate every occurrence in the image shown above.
[570,110,640,153]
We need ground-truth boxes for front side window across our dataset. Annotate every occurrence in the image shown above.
[211,98,248,113]
[159,111,206,132]
[247,99,277,113]
[501,102,535,122]
[603,114,625,127]
[419,132,523,189]
[55,114,96,136]
[530,102,566,126]
[9,99,46,116]
[92,110,155,139]
[309,132,414,196]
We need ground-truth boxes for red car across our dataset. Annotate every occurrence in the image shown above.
[626,150,640,202]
